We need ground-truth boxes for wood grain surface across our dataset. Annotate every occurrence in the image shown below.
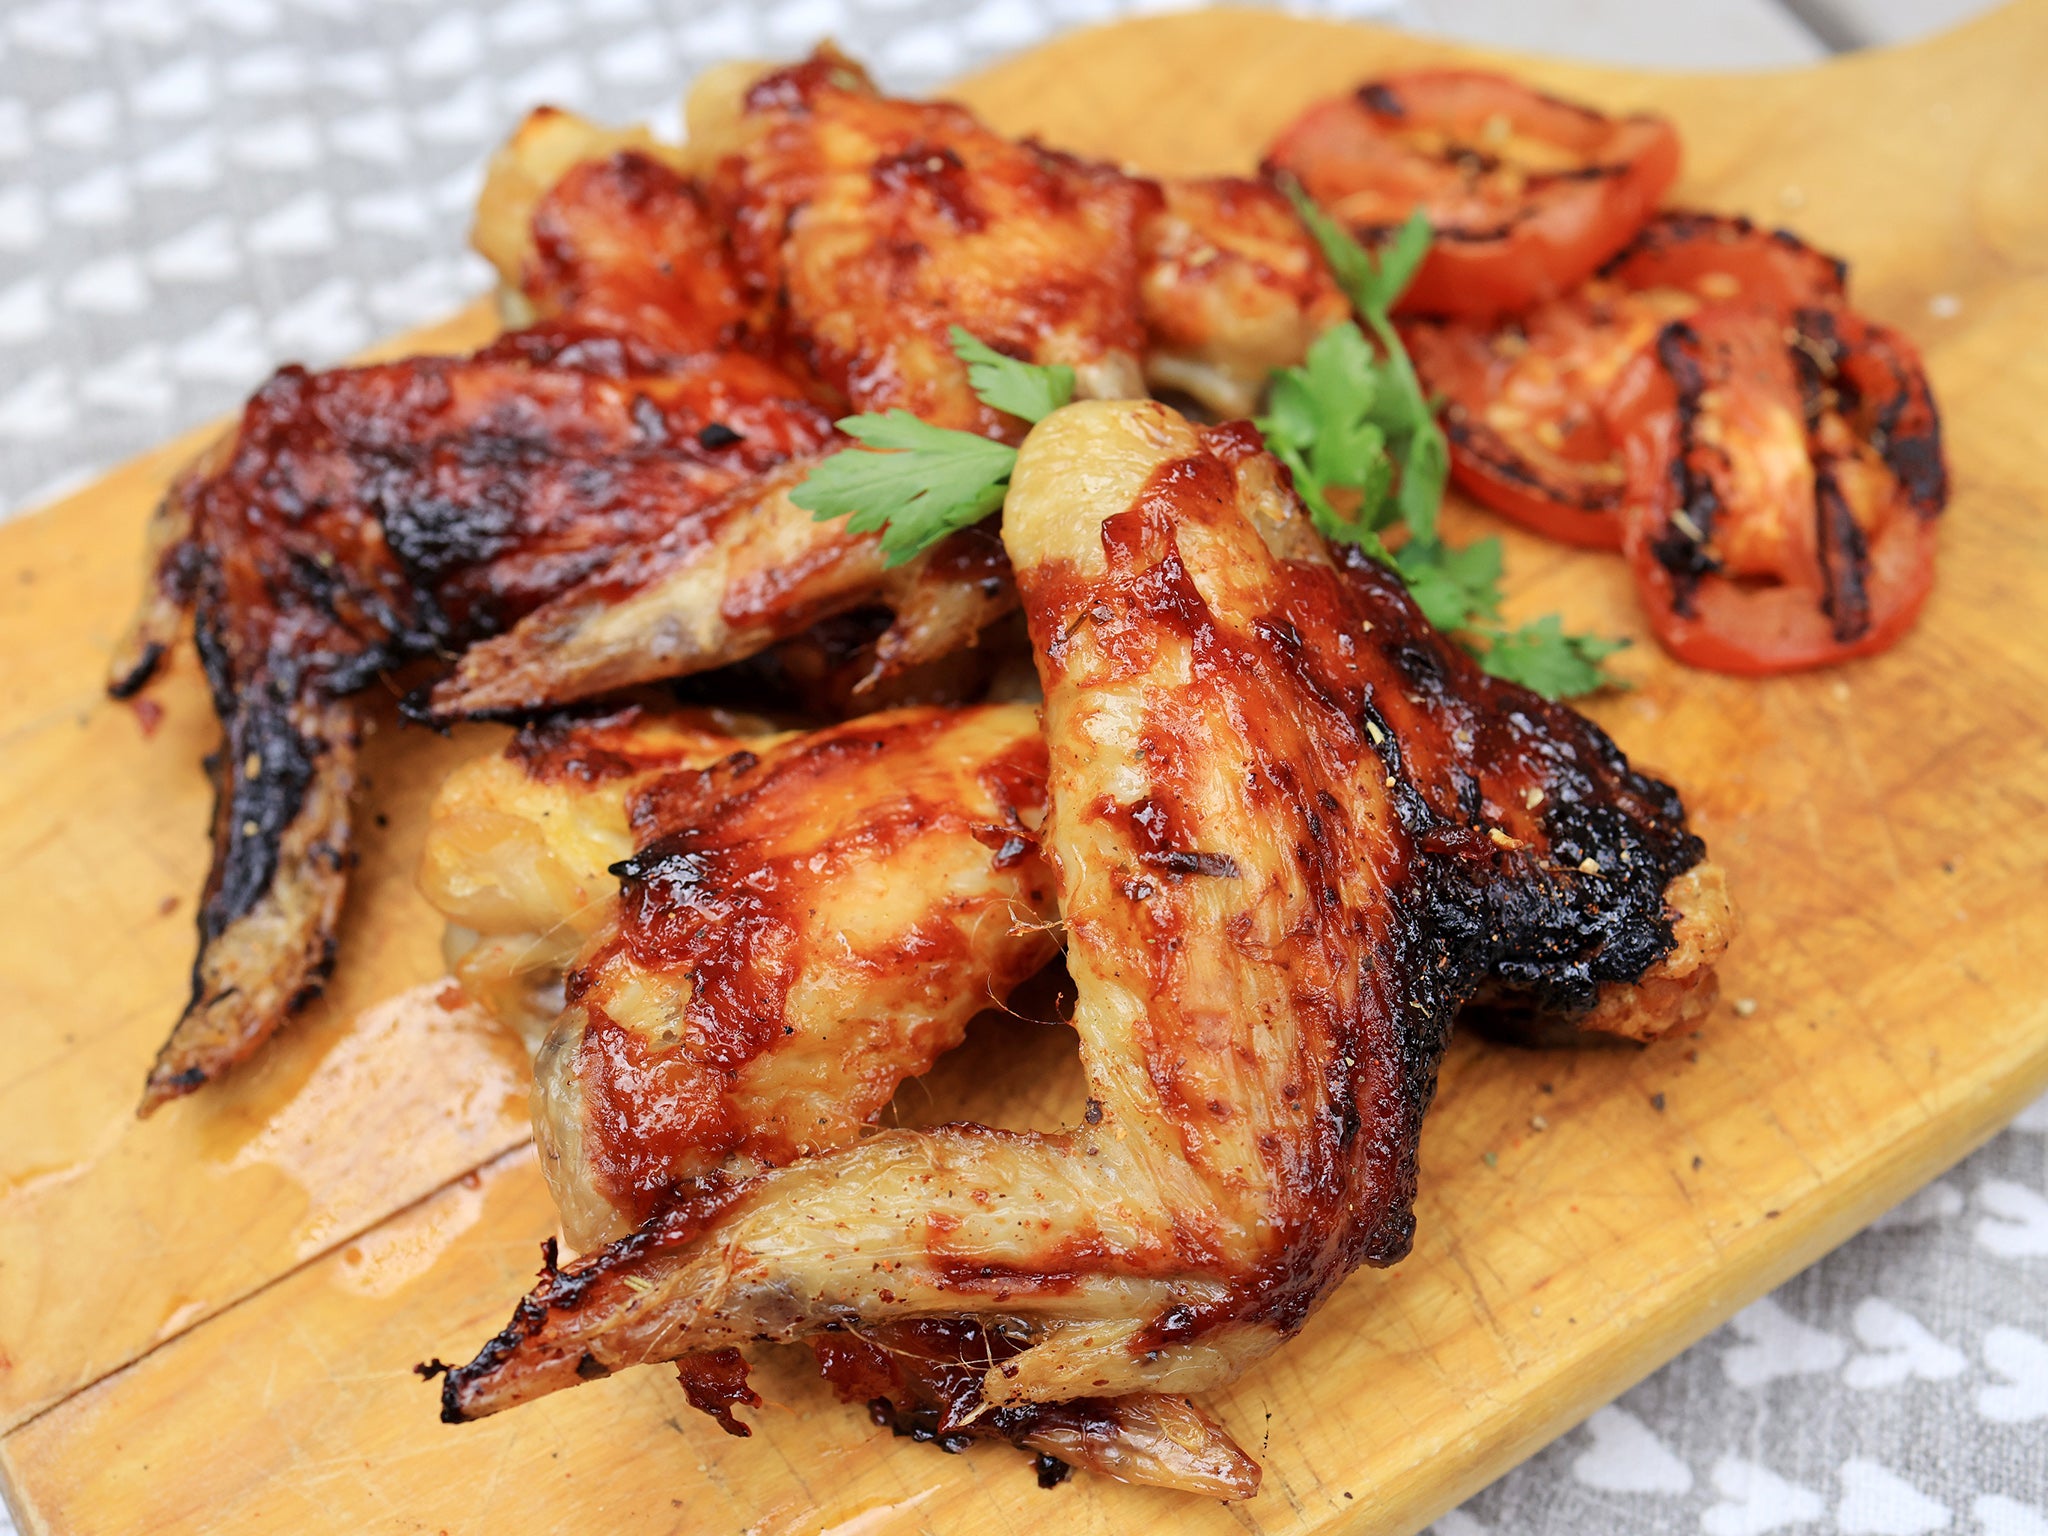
[5,6,2047,1533]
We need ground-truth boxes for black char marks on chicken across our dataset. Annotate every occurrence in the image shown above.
[115,327,835,1113]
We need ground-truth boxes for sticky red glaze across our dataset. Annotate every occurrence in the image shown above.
[505,704,733,786]
[198,331,835,685]
[675,1347,761,1437]
[1030,445,1416,1307]
[1138,176,1348,368]
[571,708,1056,1225]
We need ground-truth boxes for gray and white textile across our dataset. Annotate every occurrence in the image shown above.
[0,1,2037,1531]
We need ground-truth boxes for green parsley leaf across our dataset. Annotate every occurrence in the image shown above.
[790,409,1015,568]
[1273,177,1624,698]
[792,330,1080,567]
[1286,190,1430,322]
[1473,617,1631,702]
[949,326,1075,425]
[1257,322,1396,548]
[1394,536,1504,635]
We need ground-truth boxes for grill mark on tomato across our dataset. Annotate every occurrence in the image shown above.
[1600,209,1849,296]
[1439,407,1625,512]
[1648,320,1722,614]
[1794,303,1948,520]
[1814,465,1874,641]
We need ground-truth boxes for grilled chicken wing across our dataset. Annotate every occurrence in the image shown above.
[698,51,1157,431]
[416,467,1017,721]
[110,330,839,1112]
[428,51,1167,720]
[424,700,1259,1494]
[425,702,1058,1249]
[118,48,1196,1106]
[469,107,731,352]
[543,704,1056,1246]
[433,62,1353,726]
[433,400,1728,1497]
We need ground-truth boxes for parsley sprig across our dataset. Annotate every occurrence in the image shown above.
[791,212,1622,698]
[789,327,1070,568]
[1273,183,1624,698]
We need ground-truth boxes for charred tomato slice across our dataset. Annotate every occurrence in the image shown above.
[1608,301,1946,674]
[1264,69,1681,321]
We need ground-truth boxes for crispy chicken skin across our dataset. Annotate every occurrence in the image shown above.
[434,401,1727,1496]
[429,686,1721,1075]
[468,107,710,345]
[421,48,1197,722]
[416,467,1017,722]
[424,704,1059,1250]
[702,52,1158,430]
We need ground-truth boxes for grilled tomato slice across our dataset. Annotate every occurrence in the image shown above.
[1403,213,1847,548]
[1608,301,1947,674]
[1264,69,1680,321]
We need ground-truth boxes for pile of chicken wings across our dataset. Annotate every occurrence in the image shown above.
[114,51,1734,1497]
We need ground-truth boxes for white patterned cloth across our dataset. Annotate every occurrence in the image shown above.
[1,3,2039,1531]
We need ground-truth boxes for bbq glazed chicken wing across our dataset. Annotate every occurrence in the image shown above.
[468,108,732,354]
[423,701,1264,1495]
[693,50,1157,432]
[109,328,847,1113]
[420,46,1181,722]
[424,703,1060,1250]
[1139,176,1349,418]
[432,400,1729,1497]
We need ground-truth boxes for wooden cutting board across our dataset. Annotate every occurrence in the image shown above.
[5,6,2046,1533]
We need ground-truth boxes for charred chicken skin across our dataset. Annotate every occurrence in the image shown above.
[430,401,1729,1496]
[109,328,844,1113]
